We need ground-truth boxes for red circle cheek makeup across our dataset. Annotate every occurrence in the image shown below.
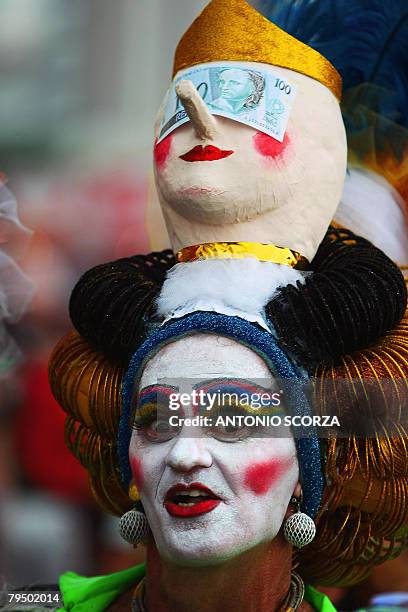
[154,134,173,170]
[130,455,145,492]
[253,131,290,161]
[244,458,292,495]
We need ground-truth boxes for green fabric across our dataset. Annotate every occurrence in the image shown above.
[58,563,145,611]
[58,563,337,611]
[305,584,338,612]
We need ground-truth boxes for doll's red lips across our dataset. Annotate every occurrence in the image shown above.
[180,145,234,162]
[164,483,221,517]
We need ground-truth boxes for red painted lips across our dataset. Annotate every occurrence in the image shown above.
[180,145,234,162]
[164,483,221,517]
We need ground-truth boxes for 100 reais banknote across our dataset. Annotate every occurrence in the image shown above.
[158,62,297,144]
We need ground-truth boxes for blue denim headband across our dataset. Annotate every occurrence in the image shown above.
[119,312,324,518]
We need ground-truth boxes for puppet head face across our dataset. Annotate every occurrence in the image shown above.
[129,334,299,565]
[153,62,346,261]
[151,0,345,259]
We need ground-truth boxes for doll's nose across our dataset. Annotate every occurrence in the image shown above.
[165,435,213,472]
[176,80,219,141]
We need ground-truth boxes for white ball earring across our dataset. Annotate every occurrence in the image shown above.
[119,502,149,545]
[283,496,316,548]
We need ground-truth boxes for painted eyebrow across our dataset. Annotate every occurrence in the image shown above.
[134,384,179,404]
[192,378,277,394]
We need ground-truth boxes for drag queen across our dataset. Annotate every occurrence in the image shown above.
[49,0,408,610]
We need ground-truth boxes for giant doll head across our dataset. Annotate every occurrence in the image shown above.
[153,0,347,261]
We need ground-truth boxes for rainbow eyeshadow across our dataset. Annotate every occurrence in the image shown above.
[133,384,179,428]
[193,378,285,416]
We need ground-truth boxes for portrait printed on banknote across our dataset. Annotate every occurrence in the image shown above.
[207,68,266,114]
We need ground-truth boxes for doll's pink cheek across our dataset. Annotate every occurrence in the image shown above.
[154,135,173,170]
[130,456,145,491]
[244,458,293,495]
[253,131,290,160]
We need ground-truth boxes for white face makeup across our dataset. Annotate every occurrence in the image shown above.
[129,335,299,566]
[153,62,347,261]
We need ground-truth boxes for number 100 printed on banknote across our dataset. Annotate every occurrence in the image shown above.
[158,62,297,144]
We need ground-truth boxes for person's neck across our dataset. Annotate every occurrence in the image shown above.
[144,535,295,612]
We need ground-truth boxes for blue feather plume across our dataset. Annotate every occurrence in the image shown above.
[258,0,408,130]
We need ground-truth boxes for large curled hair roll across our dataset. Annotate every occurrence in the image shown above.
[69,250,175,365]
[266,227,407,368]
[69,228,407,369]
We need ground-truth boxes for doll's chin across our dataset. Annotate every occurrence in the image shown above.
[161,186,267,225]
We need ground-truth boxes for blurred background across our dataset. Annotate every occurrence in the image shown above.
[0,1,407,610]
[0,0,209,591]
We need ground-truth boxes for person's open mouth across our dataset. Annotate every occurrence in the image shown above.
[179,145,234,162]
[164,483,221,517]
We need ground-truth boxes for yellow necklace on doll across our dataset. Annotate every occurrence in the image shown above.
[177,241,309,270]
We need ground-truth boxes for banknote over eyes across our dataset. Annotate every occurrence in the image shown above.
[158,62,297,144]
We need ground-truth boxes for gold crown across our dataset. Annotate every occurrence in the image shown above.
[173,0,342,100]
